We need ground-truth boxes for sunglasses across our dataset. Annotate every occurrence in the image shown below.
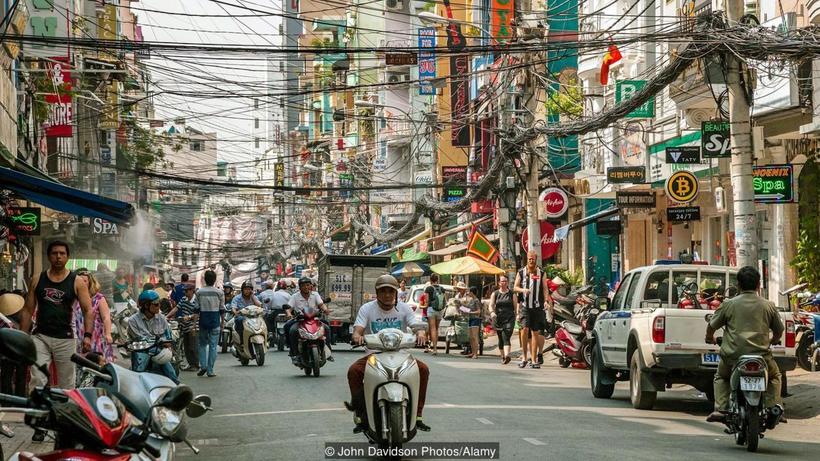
[150,301,160,307]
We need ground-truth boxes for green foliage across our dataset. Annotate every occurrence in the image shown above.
[120,122,165,170]
[791,230,820,291]
[545,77,583,119]
[543,264,585,287]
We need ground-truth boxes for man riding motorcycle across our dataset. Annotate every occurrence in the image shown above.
[127,289,179,384]
[285,277,333,365]
[344,275,431,433]
[705,266,785,424]
[231,281,262,354]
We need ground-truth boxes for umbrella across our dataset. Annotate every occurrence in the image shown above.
[430,256,505,276]
[391,262,431,278]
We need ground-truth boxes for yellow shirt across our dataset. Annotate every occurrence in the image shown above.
[708,292,784,360]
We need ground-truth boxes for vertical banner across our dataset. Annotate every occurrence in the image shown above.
[44,58,72,137]
[417,28,436,95]
[97,3,119,62]
[450,55,471,146]
[491,0,514,42]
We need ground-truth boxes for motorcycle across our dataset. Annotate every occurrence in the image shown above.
[552,300,605,369]
[295,305,328,377]
[112,298,138,359]
[358,328,422,449]
[232,306,267,366]
[0,329,210,460]
[712,339,783,452]
[795,292,820,372]
[128,336,181,382]
[274,311,288,352]
[220,310,235,354]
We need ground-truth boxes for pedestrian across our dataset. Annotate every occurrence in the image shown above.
[176,284,200,371]
[0,292,29,398]
[171,274,190,305]
[72,269,115,363]
[422,274,445,354]
[513,251,553,369]
[19,241,94,441]
[455,282,481,359]
[95,263,116,310]
[112,267,131,303]
[193,270,225,377]
[398,279,409,304]
[489,275,517,365]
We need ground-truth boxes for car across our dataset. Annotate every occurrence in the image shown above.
[406,283,455,340]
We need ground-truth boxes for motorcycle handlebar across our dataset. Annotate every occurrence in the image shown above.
[71,353,105,373]
[0,392,29,407]
[143,442,161,458]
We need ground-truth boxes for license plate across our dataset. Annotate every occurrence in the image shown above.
[702,353,721,364]
[740,376,766,391]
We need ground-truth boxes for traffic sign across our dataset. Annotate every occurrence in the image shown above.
[753,164,794,203]
[665,170,699,203]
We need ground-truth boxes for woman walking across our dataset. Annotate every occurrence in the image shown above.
[455,282,481,359]
[489,276,517,364]
[73,269,115,363]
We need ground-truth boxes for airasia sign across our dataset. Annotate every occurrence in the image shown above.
[521,221,560,259]
[540,187,568,219]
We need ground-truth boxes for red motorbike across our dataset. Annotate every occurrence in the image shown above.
[295,305,328,377]
[552,299,607,369]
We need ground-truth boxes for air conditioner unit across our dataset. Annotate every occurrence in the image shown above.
[385,0,404,10]
[385,71,410,84]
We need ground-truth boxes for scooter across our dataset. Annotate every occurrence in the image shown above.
[552,301,603,368]
[221,310,235,354]
[795,292,820,372]
[112,297,138,359]
[274,311,288,351]
[0,329,210,460]
[295,305,328,377]
[232,306,267,366]
[714,345,784,452]
[359,328,422,449]
[128,336,181,382]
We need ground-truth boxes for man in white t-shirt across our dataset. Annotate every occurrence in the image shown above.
[344,275,430,433]
[285,277,332,364]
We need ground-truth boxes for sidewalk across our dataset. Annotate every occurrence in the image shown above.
[1,413,51,458]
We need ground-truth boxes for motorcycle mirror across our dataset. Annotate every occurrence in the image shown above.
[186,395,212,418]
[0,329,39,367]
[593,297,609,311]
[158,385,194,412]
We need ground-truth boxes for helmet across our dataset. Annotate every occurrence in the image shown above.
[298,277,313,286]
[138,290,160,306]
[151,347,173,365]
[241,280,254,290]
[223,282,233,289]
[277,280,288,290]
[375,274,399,291]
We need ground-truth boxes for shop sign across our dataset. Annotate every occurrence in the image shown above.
[753,164,794,203]
[665,146,700,164]
[6,207,41,236]
[450,54,471,146]
[274,162,285,187]
[616,191,656,209]
[442,166,466,203]
[491,0,514,42]
[339,172,354,199]
[540,187,569,219]
[667,206,701,223]
[596,219,621,235]
[43,58,73,137]
[385,52,417,66]
[701,121,731,158]
[520,221,560,260]
[607,166,646,184]
[417,28,436,95]
[665,170,699,203]
[615,80,655,118]
[92,218,119,235]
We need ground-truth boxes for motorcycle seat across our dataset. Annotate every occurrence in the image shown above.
[562,322,583,335]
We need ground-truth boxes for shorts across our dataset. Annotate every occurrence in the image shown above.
[427,309,442,320]
[520,308,547,333]
[468,317,481,328]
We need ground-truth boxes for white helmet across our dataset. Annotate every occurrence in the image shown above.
[151,347,174,365]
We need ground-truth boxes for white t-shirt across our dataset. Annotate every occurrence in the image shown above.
[354,300,423,334]
[287,291,324,313]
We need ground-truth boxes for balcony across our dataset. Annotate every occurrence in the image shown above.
[809,0,820,24]
[380,119,412,148]
[576,14,602,80]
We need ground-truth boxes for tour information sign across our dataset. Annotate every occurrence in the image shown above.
[753,164,794,203]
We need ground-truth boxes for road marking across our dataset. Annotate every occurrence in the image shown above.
[476,417,493,425]
[192,438,219,445]
[214,407,345,418]
[522,437,545,446]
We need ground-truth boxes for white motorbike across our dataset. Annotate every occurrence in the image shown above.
[231,306,268,366]
[361,328,422,449]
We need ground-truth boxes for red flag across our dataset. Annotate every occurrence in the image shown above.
[600,44,622,86]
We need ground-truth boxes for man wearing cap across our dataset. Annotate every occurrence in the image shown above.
[345,275,430,432]
[285,277,332,364]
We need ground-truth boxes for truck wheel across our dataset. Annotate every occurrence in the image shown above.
[629,351,657,410]
[590,344,615,399]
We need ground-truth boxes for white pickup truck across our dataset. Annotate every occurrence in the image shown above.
[589,264,797,410]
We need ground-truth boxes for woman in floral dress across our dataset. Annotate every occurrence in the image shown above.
[73,269,115,363]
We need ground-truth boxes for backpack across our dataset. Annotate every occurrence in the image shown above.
[428,285,445,311]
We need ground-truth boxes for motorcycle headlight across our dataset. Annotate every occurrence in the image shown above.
[151,406,183,437]
[378,330,403,351]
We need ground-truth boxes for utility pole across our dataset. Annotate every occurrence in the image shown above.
[526,147,542,260]
[726,1,757,268]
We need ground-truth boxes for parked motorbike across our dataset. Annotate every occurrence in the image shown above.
[552,297,607,368]
[355,328,423,450]
[0,329,211,460]
[710,339,784,452]
[795,292,820,372]
[294,305,328,376]
[232,306,267,366]
[112,298,138,359]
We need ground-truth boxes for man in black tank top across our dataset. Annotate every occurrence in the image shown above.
[20,241,94,391]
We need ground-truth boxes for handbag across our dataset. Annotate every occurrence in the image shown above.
[443,299,459,321]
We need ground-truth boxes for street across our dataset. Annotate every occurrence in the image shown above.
[175,341,819,461]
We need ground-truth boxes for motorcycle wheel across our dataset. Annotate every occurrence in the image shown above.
[796,333,814,371]
[221,335,229,354]
[304,366,312,376]
[311,348,321,377]
[240,357,249,366]
[277,335,286,352]
[388,402,404,447]
[746,404,760,452]
[254,343,266,366]
[581,341,593,368]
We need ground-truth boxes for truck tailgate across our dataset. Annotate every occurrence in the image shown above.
[663,309,717,352]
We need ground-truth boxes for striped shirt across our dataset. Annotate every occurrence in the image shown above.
[193,286,225,330]
[175,297,199,333]
[518,267,545,310]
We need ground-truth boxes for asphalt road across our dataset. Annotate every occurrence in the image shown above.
[174,344,819,461]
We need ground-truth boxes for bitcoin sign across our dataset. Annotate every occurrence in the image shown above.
[665,170,699,203]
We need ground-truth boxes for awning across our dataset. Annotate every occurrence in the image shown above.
[0,167,134,224]
[15,158,58,183]
[430,256,505,276]
[374,228,431,256]
[391,248,429,263]
[553,206,619,242]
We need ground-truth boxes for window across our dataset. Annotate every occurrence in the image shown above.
[190,141,203,151]
[644,270,671,303]
[611,274,633,311]
[255,137,260,149]
[625,271,643,309]
[254,118,260,129]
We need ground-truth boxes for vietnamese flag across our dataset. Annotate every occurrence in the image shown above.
[600,44,623,86]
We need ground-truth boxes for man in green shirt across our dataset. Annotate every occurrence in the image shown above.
[705,266,784,423]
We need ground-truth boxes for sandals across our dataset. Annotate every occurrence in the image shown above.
[518,360,530,368]
[503,356,511,365]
